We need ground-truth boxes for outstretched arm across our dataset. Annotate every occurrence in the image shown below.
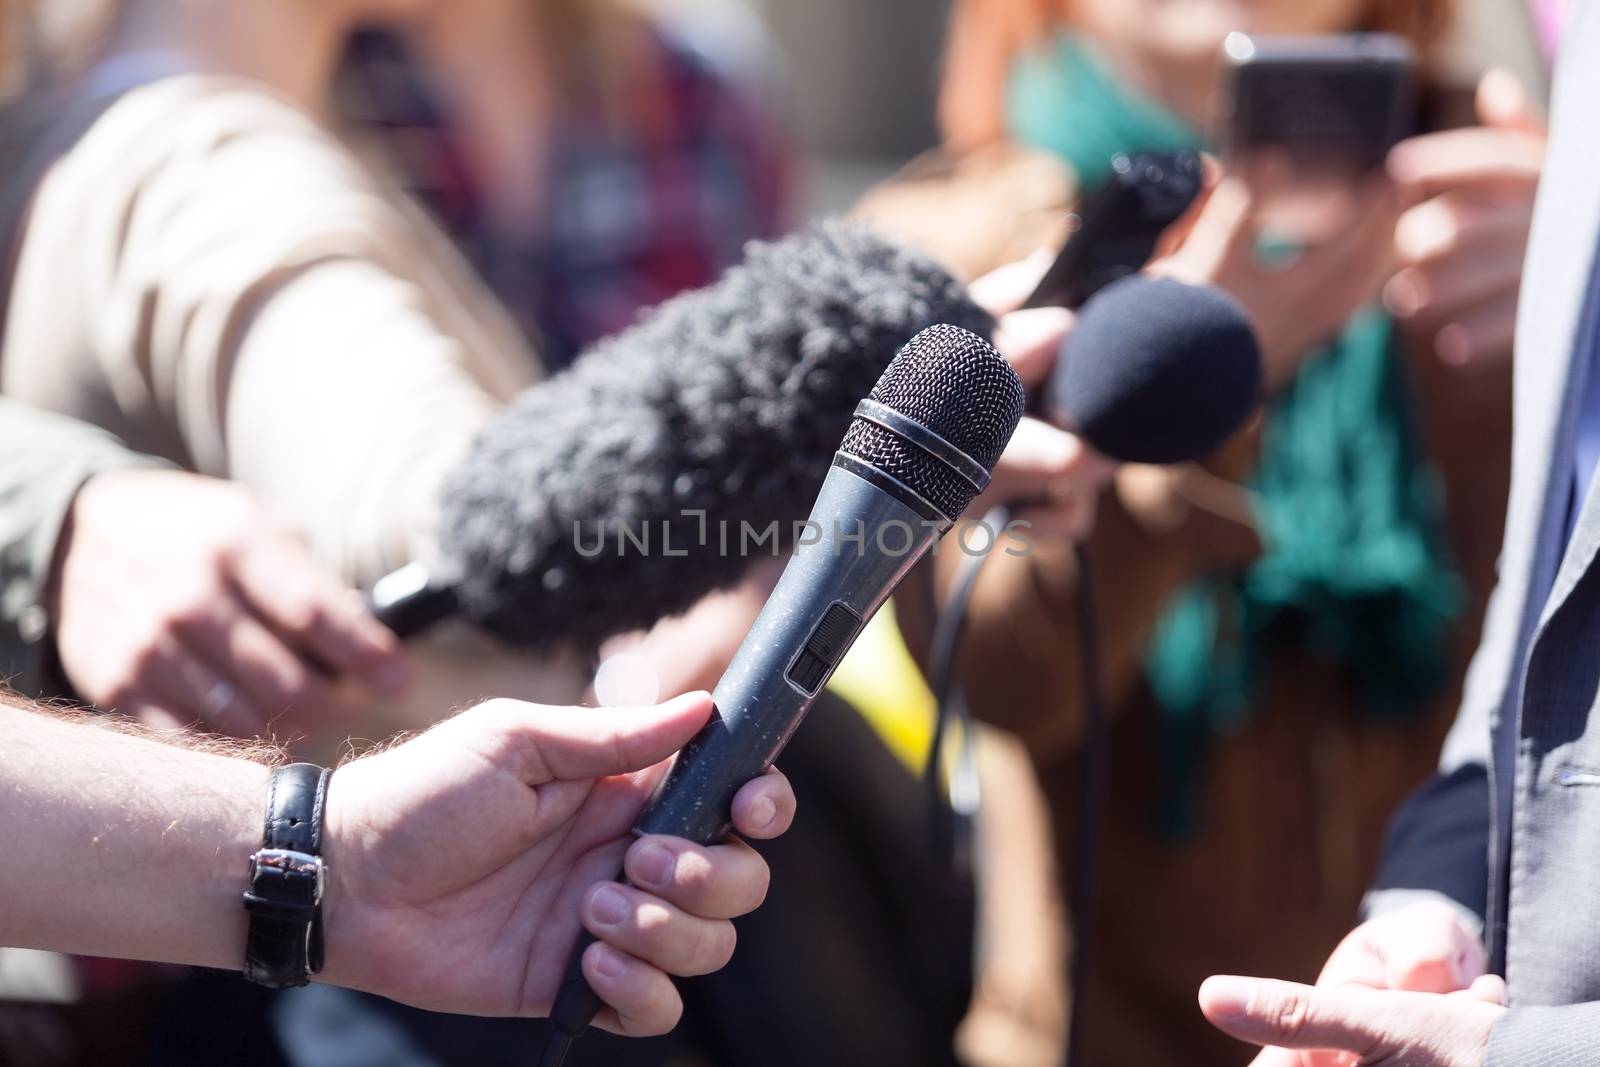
[0,688,793,1035]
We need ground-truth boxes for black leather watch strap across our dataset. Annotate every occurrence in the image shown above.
[243,763,331,988]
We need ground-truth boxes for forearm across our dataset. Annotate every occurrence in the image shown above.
[0,694,269,971]
[221,262,524,585]
[1488,1004,1600,1066]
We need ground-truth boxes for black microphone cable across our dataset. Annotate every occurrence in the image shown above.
[922,506,1008,889]
[922,508,1108,1067]
[1063,537,1106,1067]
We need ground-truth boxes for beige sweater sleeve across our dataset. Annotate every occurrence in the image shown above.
[2,75,538,586]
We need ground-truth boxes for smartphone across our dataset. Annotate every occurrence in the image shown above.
[1221,32,1416,180]
[1021,149,1203,311]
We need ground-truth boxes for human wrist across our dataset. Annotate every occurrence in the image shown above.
[312,764,362,991]
[76,726,271,973]
[215,759,275,968]
[238,762,334,988]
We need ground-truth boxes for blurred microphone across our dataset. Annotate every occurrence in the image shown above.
[538,322,1025,1065]
[366,220,992,649]
[1044,274,1262,461]
[924,274,1264,868]
[929,273,1262,1067]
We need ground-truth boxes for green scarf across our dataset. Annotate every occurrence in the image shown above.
[1009,34,1201,191]
[1009,34,1463,838]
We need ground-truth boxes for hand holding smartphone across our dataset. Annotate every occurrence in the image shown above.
[1220,31,1417,182]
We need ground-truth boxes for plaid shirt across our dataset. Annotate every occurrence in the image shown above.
[339,26,794,370]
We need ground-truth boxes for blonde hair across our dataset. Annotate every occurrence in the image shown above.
[938,0,1456,151]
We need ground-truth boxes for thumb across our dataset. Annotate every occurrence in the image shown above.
[1477,68,1544,135]
[1149,174,1258,289]
[982,418,1112,510]
[1199,976,1396,1054]
[485,691,715,785]
[1001,416,1094,477]
[969,246,1057,317]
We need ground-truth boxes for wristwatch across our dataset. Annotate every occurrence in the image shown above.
[242,763,331,988]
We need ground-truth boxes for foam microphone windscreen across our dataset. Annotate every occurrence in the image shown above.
[436,220,994,652]
[1047,275,1262,464]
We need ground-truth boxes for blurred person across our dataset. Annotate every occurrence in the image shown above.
[0,685,795,1035]
[0,398,409,736]
[1199,6,1600,1064]
[336,0,794,369]
[852,1,1544,1064]
[0,0,590,735]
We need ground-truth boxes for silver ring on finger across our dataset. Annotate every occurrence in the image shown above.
[203,679,239,722]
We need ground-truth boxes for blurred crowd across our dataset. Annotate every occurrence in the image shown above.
[0,0,1564,1065]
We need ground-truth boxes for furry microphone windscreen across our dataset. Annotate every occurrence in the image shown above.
[437,219,996,653]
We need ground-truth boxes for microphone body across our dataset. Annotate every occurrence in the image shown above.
[636,462,942,842]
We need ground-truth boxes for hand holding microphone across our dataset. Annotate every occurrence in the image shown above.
[47,470,409,736]
[972,255,1116,539]
[540,322,1028,1063]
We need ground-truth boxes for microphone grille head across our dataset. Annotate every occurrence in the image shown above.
[839,324,1025,520]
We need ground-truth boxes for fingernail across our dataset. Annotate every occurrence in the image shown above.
[589,884,629,927]
[1383,273,1422,318]
[1385,143,1411,177]
[748,795,777,832]
[1199,976,1253,1022]
[631,842,675,888]
[1436,323,1473,366]
[591,943,628,979]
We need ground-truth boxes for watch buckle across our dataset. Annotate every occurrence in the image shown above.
[249,847,327,902]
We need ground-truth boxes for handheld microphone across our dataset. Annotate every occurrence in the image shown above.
[364,220,993,651]
[538,323,1026,1065]
[926,274,1263,1067]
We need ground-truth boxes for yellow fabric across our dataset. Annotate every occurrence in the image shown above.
[826,600,937,770]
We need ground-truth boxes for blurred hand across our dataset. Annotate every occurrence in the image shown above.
[1201,975,1504,1067]
[1384,69,1545,369]
[1153,161,1401,390]
[589,559,787,705]
[45,469,408,737]
[969,256,1117,540]
[1245,899,1491,1067]
[321,691,796,1033]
